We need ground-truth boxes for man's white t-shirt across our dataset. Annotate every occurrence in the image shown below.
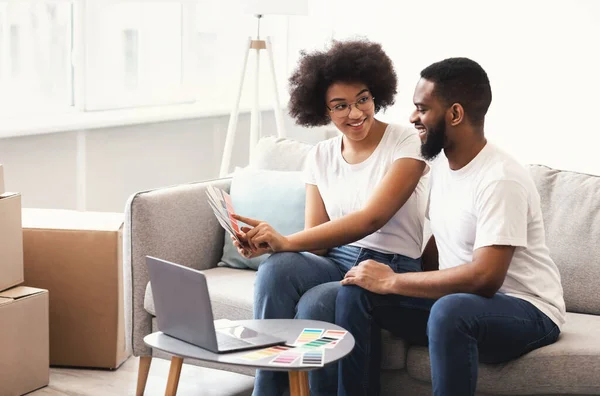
[428,143,566,328]
[303,124,429,259]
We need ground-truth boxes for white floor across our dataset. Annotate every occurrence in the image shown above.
[28,356,255,396]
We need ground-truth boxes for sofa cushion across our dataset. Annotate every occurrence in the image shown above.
[381,330,408,370]
[528,165,600,315]
[249,136,313,171]
[218,168,306,270]
[145,267,255,320]
[406,312,600,394]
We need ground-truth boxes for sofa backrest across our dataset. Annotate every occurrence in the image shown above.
[528,164,600,315]
[252,137,600,315]
[250,136,313,171]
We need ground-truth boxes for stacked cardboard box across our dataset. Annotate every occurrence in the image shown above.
[0,163,4,195]
[0,164,49,396]
[0,166,22,292]
[22,209,130,369]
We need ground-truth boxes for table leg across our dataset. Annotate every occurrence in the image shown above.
[165,356,184,396]
[288,371,309,396]
[136,356,152,396]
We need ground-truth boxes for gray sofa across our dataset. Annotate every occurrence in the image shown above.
[124,136,600,395]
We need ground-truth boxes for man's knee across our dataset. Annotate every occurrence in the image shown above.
[428,293,481,337]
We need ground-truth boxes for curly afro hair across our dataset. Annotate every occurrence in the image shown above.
[288,39,398,127]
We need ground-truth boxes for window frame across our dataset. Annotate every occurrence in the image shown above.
[0,0,294,134]
[80,0,198,112]
[0,0,77,117]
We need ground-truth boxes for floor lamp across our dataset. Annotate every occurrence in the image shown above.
[219,0,308,177]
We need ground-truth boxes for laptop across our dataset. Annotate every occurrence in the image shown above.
[146,256,285,353]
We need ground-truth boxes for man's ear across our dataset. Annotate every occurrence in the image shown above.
[447,103,464,126]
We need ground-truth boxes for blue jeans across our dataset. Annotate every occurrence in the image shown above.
[336,288,561,396]
[252,245,422,396]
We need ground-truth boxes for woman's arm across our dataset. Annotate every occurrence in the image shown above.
[282,158,426,251]
[304,184,331,256]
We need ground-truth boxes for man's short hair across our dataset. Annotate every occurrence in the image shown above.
[420,57,492,125]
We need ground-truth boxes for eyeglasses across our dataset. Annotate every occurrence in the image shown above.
[326,95,375,118]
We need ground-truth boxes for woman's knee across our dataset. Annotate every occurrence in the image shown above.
[255,252,303,289]
[296,282,340,321]
[335,285,371,319]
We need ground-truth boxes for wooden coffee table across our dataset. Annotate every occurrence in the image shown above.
[143,319,355,396]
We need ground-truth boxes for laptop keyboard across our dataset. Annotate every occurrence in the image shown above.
[216,332,254,349]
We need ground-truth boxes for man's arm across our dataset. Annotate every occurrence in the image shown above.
[394,179,527,297]
[343,179,528,297]
[388,245,514,298]
[342,244,514,299]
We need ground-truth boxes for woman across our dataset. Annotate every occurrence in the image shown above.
[233,40,429,396]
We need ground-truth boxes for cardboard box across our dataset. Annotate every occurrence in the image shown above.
[0,164,5,194]
[0,192,24,292]
[0,286,49,396]
[22,209,130,369]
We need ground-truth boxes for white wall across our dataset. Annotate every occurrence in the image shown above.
[0,112,329,212]
[288,0,600,175]
[1,0,598,212]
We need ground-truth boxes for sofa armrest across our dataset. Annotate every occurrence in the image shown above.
[123,178,231,356]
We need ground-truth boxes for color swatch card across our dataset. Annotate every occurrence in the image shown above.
[221,191,240,233]
[205,185,242,244]
[300,349,325,367]
[322,329,348,349]
[239,345,293,361]
[293,328,324,346]
[299,336,337,349]
[323,330,347,339]
[269,350,302,366]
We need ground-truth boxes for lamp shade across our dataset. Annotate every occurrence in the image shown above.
[244,0,308,16]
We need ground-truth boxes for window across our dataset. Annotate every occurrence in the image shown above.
[0,0,291,120]
[0,1,73,116]
[84,1,196,110]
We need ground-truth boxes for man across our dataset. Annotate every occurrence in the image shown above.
[335,57,565,396]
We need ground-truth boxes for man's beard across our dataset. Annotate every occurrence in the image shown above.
[420,118,446,161]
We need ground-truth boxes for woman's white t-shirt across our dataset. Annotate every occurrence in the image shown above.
[303,124,429,259]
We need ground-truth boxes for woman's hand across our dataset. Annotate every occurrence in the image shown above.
[232,214,291,253]
[230,229,271,258]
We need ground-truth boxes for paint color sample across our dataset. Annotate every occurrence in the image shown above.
[323,330,347,339]
[301,350,324,366]
[300,337,336,349]
[293,328,324,345]
[270,350,301,366]
[323,330,348,349]
[239,345,292,361]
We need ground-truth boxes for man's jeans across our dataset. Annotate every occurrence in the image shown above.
[336,287,561,396]
[252,245,422,396]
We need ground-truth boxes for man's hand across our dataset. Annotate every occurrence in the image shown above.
[341,259,396,294]
[232,214,291,253]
